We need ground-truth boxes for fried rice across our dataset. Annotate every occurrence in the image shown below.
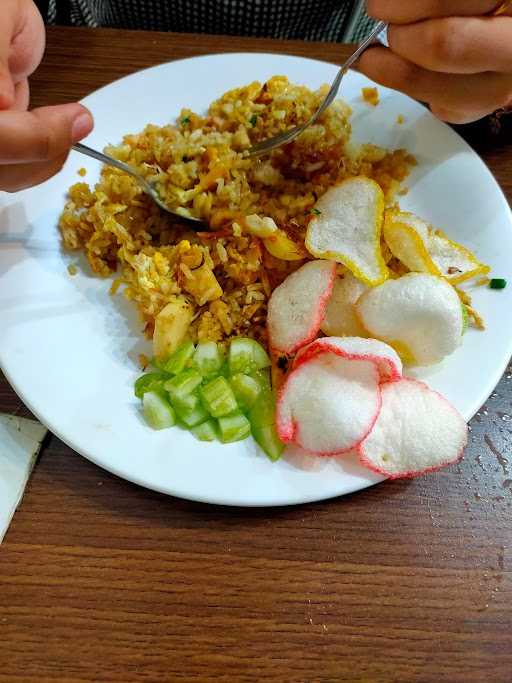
[59,76,415,353]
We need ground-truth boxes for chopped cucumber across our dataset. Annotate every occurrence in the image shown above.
[170,391,199,413]
[150,356,168,372]
[134,371,166,399]
[229,337,271,375]
[249,389,284,461]
[218,411,251,443]
[229,373,262,412]
[251,368,271,391]
[192,341,224,377]
[176,402,210,428]
[249,389,276,427]
[191,419,219,442]
[163,340,195,375]
[218,361,230,378]
[136,336,279,453]
[201,376,238,417]
[142,391,176,429]
[252,424,284,462]
[165,369,203,401]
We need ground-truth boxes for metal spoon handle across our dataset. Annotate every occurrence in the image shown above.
[72,142,139,180]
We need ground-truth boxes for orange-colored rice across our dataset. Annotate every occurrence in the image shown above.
[59,76,414,348]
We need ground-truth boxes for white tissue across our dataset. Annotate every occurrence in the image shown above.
[0,415,47,543]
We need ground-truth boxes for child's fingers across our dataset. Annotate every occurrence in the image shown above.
[0,103,93,164]
[366,0,505,25]
[357,46,512,120]
[388,17,512,74]
[0,153,69,193]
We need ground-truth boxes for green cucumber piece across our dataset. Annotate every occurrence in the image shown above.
[191,419,219,442]
[142,391,176,429]
[248,389,283,461]
[249,389,277,428]
[134,372,166,400]
[164,369,203,401]
[170,391,199,412]
[218,411,251,443]
[200,376,238,417]
[162,340,195,375]
[252,424,284,462]
[192,341,224,377]
[228,337,271,375]
[218,361,230,377]
[229,373,262,412]
[251,368,271,391]
[176,402,210,428]
[150,356,168,372]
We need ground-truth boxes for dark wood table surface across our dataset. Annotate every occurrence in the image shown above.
[1,26,511,683]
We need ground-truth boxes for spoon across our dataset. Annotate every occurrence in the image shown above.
[72,142,204,225]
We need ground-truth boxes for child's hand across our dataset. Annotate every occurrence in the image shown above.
[358,0,512,123]
[0,0,93,192]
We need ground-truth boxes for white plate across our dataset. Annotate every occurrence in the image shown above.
[1,53,511,506]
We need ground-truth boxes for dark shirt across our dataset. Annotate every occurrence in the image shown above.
[36,0,375,42]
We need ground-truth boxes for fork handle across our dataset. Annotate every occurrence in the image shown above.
[343,20,388,71]
[315,21,388,119]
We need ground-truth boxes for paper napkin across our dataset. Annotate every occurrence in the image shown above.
[0,414,47,543]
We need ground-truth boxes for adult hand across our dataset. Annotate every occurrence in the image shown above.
[0,0,93,192]
[358,0,512,123]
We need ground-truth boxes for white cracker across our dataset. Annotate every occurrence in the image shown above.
[360,378,467,477]
[356,273,463,365]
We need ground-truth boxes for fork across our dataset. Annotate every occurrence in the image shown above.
[248,20,387,157]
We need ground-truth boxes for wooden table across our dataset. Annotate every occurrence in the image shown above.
[1,26,511,683]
